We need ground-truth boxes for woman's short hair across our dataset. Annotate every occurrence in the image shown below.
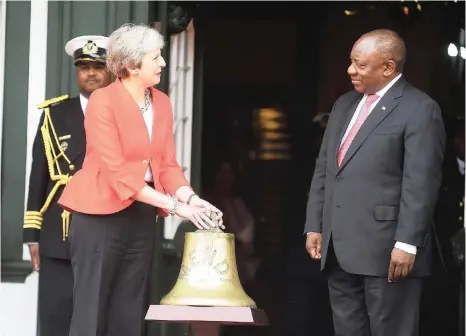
[107,23,165,78]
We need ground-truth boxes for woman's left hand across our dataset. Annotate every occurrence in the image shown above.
[190,197,224,229]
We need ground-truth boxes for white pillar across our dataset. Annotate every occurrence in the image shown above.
[0,0,7,228]
[165,21,196,239]
[0,2,46,336]
[24,0,49,211]
[22,0,49,328]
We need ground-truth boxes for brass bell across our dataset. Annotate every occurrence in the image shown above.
[161,215,256,308]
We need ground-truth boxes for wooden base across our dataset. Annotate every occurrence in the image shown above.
[145,305,268,336]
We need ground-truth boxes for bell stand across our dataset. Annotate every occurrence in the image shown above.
[145,305,269,336]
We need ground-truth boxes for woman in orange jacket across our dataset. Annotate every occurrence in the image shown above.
[58,23,223,336]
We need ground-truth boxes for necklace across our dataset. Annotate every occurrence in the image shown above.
[140,89,151,114]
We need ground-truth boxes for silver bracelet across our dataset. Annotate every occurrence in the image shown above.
[169,195,178,216]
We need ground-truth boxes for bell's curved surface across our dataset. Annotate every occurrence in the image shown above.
[161,228,256,308]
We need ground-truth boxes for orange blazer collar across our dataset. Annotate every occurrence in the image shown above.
[111,78,164,152]
[112,78,162,114]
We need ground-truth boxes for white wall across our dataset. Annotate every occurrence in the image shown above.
[0,274,39,336]
[0,0,48,335]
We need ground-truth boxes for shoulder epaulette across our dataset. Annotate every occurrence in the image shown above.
[37,95,70,109]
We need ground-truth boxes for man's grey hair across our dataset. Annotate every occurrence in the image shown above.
[107,23,165,78]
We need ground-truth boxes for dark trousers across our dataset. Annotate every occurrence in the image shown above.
[326,244,422,336]
[69,201,157,336]
[38,256,73,336]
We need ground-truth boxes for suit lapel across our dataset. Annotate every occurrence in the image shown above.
[338,78,406,171]
[113,79,151,149]
[334,93,363,169]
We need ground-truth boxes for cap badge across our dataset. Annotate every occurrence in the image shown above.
[82,41,98,55]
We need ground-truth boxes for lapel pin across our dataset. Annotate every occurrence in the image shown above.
[381,106,386,110]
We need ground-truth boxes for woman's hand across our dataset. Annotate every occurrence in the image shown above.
[176,203,216,230]
[189,197,225,229]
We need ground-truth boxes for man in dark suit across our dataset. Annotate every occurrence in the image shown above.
[23,35,111,336]
[304,29,445,336]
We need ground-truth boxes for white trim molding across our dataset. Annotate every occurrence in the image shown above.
[24,0,48,212]
[0,0,7,228]
[165,21,196,240]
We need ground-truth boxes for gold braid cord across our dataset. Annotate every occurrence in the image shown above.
[24,95,72,240]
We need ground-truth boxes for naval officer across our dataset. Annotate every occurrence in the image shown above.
[23,35,111,336]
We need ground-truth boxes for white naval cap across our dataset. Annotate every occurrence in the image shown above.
[65,35,109,65]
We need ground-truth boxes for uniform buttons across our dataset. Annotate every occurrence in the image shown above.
[69,164,75,171]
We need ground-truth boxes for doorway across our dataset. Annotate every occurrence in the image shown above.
[193,2,464,336]
[194,3,330,336]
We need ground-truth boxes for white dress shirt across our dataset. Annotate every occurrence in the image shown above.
[143,104,154,182]
[79,94,88,114]
[308,74,417,256]
[340,73,402,145]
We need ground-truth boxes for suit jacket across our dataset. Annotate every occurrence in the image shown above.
[58,79,188,217]
[304,77,446,277]
[23,96,86,259]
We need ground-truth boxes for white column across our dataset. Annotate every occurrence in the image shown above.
[0,2,46,336]
[0,0,7,228]
[165,21,195,239]
[24,0,49,212]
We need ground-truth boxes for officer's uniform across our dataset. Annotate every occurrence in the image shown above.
[23,35,108,336]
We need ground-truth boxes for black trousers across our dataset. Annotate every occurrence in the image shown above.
[38,256,73,336]
[69,201,157,336]
[326,243,422,336]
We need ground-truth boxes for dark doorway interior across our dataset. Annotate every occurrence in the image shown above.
[196,3,325,336]
[193,2,464,336]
